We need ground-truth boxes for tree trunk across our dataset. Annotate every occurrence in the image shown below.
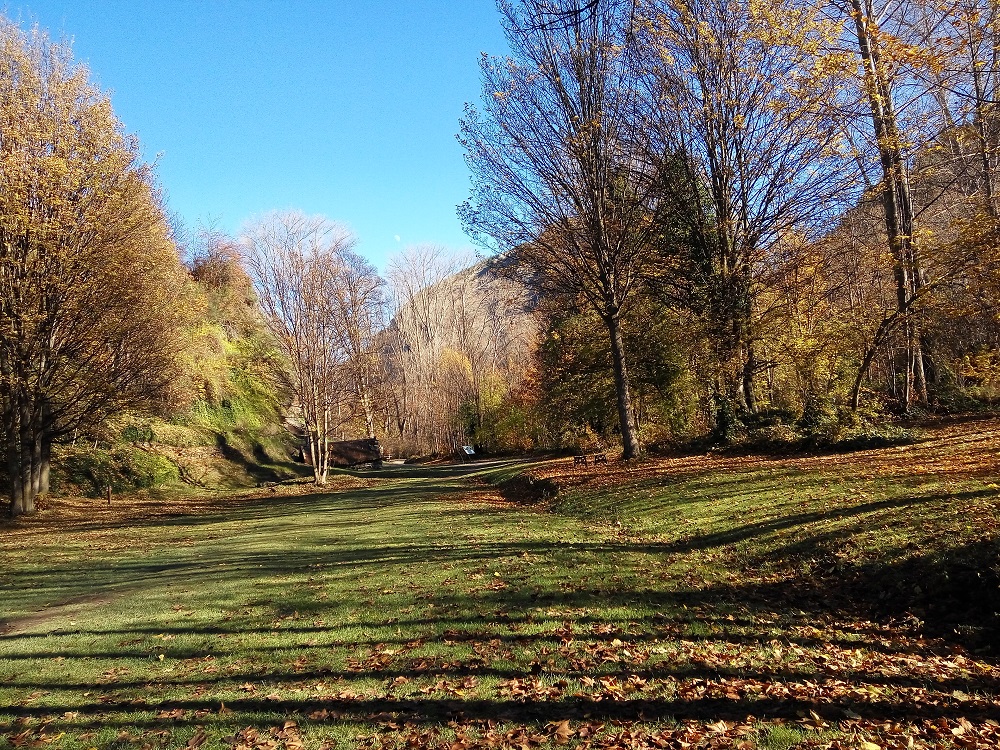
[358,382,376,439]
[6,428,22,517]
[307,430,320,484]
[851,360,870,411]
[10,402,38,517]
[742,343,758,415]
[318,405,330,485]
[39,434,51,496]
[605,312,641,460]
[12,448,35,516]
[971,53,998,219]
[30,431,43,499]
[849,0,928,409]
[910,323,928,406]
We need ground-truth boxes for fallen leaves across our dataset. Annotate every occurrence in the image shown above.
[4,420,1000,750]
[230,722,303,750]
[500,677,563,701]
[186,728,207,749]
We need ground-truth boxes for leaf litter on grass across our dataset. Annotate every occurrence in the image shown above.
[2,421,1000,748]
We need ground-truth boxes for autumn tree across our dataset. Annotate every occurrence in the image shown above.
[813,0,969,408]
[381,246,461,450]
[323,245,386,439]
[187,225,259,337]
[0,19,190,516]
[919,0,1000,218]
[383,246,469,454]
[460,0,663,459]
[241,211,381,484]
[638,0,854,430]
[382,245,535,456]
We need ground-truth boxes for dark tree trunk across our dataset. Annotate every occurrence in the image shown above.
[6,427,21,517]
[10,401,38,517]
[605,312,641,460]
[742,343,758,415]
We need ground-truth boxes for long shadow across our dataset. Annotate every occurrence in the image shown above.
[5,655,997,694]
[0,625,966,666]
[4,462,999,745]
[4,550,998,656]
[3,490,998,651]
[13,480,468,536]
[0,609,964,665]
[4,691,998,730]
[0,490,976,573]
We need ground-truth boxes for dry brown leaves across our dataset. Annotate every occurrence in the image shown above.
[229,721,304,750]
[536,416,1000,492]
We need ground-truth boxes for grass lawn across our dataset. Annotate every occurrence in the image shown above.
[2,419,999,749]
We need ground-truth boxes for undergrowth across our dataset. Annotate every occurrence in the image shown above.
[51,355,305,497]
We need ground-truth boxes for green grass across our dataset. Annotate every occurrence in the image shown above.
[543,441,1000,643]
[755,724,810,750]
[2,432,1000,749]
[550,458,990,576]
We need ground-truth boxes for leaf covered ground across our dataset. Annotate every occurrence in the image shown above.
[1,418,999,749]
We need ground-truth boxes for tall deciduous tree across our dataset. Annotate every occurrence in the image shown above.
[0,19,189,516]
[821,0,961,408]
[639,0,853,428]
[460,0,661,459]
[324,246,386,439]
[241,211,378,484]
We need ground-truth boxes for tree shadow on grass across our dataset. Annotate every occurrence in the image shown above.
[3,573,998,733]
[3,486,997,648]
[5,691,1000,733]
[3,475,999,739]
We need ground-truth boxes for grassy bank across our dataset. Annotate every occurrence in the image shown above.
[521,417,1000,648]
[1,423,999,749]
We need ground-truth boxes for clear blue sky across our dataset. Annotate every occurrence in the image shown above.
[2,1,509,270]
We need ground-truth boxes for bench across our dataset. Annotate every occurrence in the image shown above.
[573,453,608,467]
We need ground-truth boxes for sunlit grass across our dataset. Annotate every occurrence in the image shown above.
[2,428,999,748]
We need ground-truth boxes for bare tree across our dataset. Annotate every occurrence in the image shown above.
[382,246,536,456]
[460,0,661,459]
[837,0,931,407]
[382,246,466,453]
[812,0,984,408]
[241,211,359,484]
[638,0,854,427]
[324,249,386,438]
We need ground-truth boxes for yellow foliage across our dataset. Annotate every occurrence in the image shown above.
[0,17,193,455]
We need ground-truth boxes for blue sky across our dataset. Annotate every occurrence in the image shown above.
[2,1,508,270]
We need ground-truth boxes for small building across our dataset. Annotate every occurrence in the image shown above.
[328,438,382,468]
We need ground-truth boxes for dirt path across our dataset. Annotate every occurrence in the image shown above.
[0,592,121,635]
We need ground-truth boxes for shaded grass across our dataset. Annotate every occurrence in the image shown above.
[529,419,1000,649]
[1,425,999,749]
